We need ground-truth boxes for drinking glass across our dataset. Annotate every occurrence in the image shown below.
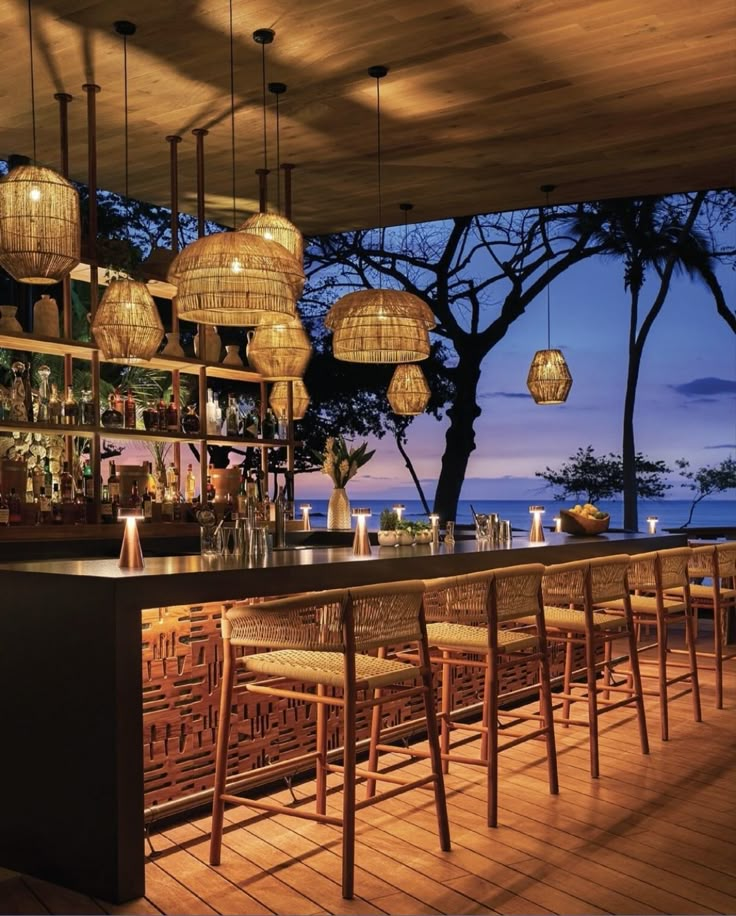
[474,513,490,545]
[216,525,241,557]
[200,525,218,557]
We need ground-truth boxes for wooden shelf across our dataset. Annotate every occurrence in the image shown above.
[0,420,95,437]
[204,363,261,383]
[0,332,96,361]
[97,427,205,444]
[207,435,297,448]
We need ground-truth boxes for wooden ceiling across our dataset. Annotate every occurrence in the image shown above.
[1,0,734,235]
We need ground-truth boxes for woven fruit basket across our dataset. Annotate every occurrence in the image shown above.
[559,509,610,536]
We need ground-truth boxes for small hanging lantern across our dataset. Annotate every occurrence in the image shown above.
[247,313,312,379]
[269,379,310,419]
[91,278,164,363]
[526,348,572,405]
[387,363,431,415]
[240,212,304,277]
[0,164,80,284]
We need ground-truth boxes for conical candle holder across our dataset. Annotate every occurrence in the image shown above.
[119,512,145,569]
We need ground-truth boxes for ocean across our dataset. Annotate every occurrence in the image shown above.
[300,498,736,532]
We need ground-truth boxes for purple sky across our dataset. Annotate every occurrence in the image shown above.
[304,250,736,502]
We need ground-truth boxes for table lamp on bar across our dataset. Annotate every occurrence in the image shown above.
[429,513,440,548]
[118,508,145,569]
[352,507,372,556]
[529,505,545,543]
[392,503,405,523]
[554,515,562,533]
[300,504,312,531]
[646,516,658,535]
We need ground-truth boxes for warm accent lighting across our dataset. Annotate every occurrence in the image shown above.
[168,231,300,326]
[387,363,431,415]
[646,515,658,534]
[529,505,545,543]
[0,164,81,284]
[240,212,304,284]
[429,513,440,548]
[247,313,312,380]
[526,348,573,405]
[118,510,144,569]
[269,379,310,420]
[91,278,164,363]
[325,289,435,363]
[300,504,312,530]
[352,507,372,556]
[554,515,562,533]
[392,503,405,522]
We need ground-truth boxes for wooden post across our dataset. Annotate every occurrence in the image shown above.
[167,134,183,489]
[84,84,101,519]
[281,163,295,220]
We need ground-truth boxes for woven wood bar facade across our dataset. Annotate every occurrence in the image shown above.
[141,599,588,814]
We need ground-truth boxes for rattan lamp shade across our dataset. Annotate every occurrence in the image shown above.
[269,378,310,419]
[0,164,81,284]
[387,363,431,415]
[240,212,304,270]
[247,314,312,380]
[526,348,573,404]
[168,231,300,326]
[91,278,165,363]
[325,289,435,363]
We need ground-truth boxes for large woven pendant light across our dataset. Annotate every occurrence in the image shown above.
[324,66,435,363]
[526,184,572,405]
[91,21,163,363]
[387,363,431,416]
[167,20,300,326]
[240,80,304,296]
[269,378,310,420]
[0,0,80,284]
[247,313,312,380]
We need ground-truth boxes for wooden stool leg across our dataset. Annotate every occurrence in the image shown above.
[656,612,669,741]
[210,642,235,866]
[584,627,600,778]
[487,649,499,828]
[365,648,387,801]
[685,604,702,723]
[316,684,328,815]
[562,637,574,726]
[341,677,357,900]
[714,596,724,710]
[418,632,451,852]
[440,649,452,774]
[626,621,650,756]
[480,661,491,766]
[536,615,559,796]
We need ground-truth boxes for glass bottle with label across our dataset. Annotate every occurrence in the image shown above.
[0,492,9,526]
[7,488,22,524]
[108,461,121,505]
[82,460,94,499]
[157,397,167,430]
[185,464,196,503]
[37,364,51,422]
[101,392,123,428]
[124,390,136,429]
[113,387,124,416]
[63,386,79,426]
[100,484,114,523]
[25,469,34,503]
[146,462,157,498]
[166,396,178,432]
[80,389,95,426]
[206,389,218,434]
[205,475,216,504]
[262,407,277,440]
[142,401,159,431]
[60,462,74,502]
[142,488,152,521]
[226,395,239,437]
[181,404,200,435]
[277,410,288,440]
[38,486,51,524]
[48,384,62,425]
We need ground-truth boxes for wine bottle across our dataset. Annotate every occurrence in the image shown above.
[124,390,137,429]
[60,462,74,503]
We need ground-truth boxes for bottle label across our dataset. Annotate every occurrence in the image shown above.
[0,508,8,526]
[101,503,113,518]
[110,482,120,500]
[144,500,153,519]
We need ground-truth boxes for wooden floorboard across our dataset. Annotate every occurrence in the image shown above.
[1,660,734,915]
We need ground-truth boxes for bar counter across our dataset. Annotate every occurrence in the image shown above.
[0,530,685,903]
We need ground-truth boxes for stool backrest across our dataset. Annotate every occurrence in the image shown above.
[493,563,545,621]
[588,555,631,603]
[543,555,630,606]
[656,547,692,590]
[347,580,425,651]
[716,542,736,578]
[688,544,717,577]
[627,551,657,591]
[542,559,586,606]
[225,588,348,650]
[422,570,492,625]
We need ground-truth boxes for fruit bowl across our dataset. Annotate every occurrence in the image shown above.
[559,509,610,536]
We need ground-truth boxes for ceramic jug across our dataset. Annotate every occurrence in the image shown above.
[33,295,60,338]
[0,306,23,333]
[194,325,222,363]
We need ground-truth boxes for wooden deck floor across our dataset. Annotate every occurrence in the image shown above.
[2,645,735,916]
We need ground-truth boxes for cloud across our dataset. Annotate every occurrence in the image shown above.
[671,377,736,397]
[705,443,736,450]
[478,390,529,400]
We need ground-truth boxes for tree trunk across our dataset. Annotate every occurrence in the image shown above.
[393,433,431,515]
[622,284,642,532]
[433,359,482,522]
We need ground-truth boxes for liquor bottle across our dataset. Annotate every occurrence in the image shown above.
[113,387,124,416]
[82,460,94,499]
[166,462,178,496]
[166,396,178,432]
[43,457,53,494]
[32,462,44,499]
[172,492,182,522]
[206,389,218,434]
[100,484,114,524]
[262,407,277,440]
[156,397,166,431]
[161,491,174,522]
[226,395,239,437]
[38,486,51,524]
[25,468,34,503]
[49,383,62,425]
[51,483,62,524]
[277,410,288,440]
[22,363,33,423]
[60,461,74,503]
[146,462,158,498]
[185,464,196,503]
[101,392,124,428]
[124,389,136,429]
[62,387,79,425]
[181,404,200,435]
[130,479,140,509]
[7,488,22,525]
[37,364,51,422]
[80,389,95,426]
[142,402,159,431]
[142,489,152,522]
[108,461,121,504]
[205,474,216,504]
[242,405,258,440]
[0,492,9,526]
[237,466,247,515]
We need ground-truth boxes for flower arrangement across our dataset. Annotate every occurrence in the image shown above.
[314,435,375,489]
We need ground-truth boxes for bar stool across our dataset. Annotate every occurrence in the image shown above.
[377,564,558,827]
[209,581,450,900]
[596,547,700,741]
[539,555,649,777]
[665,542,736,709]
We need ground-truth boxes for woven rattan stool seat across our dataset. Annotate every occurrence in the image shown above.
[539,606,627,632]
[598,595,686,615]
[244,648,421,690]
[665,583,736,600]
[426,621,537,652]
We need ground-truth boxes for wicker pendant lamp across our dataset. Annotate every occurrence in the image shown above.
[247,313,312,379]
[168,22,299,326]
[91,21,163,363]
[269,378,310,419]
[387,363,431,415]
[526,184,572,405]
[324,66,435,363]
[0,0,80,284]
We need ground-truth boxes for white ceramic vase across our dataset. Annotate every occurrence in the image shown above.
[222,345,243,367]
[0,306,23,333]
[194,325,222,362]
[33,295,60,338]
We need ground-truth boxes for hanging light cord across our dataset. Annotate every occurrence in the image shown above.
[261,41,268,172]
[545,190,551,348]
[274,90,281,213]
[27,0,37,162]
[376,75,383,230]
[228,0,236,226]
[122,31,129,198]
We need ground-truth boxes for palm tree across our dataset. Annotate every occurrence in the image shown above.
[571,193,711,531]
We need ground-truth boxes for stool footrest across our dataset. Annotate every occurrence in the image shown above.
[220,793,342,826]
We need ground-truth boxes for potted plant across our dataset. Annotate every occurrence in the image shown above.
[377,508,400,546]
[397,519,415,546]
[312,435,375,530]
[413,520,432,544]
